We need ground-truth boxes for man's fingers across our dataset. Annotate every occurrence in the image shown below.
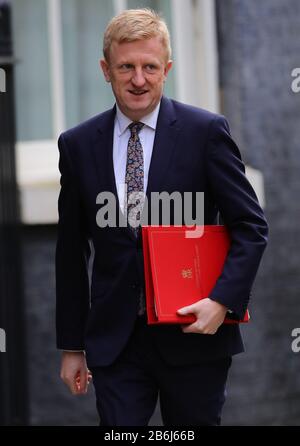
[75,370,86,394]
[62,372,87,394]
[75,370,92,393]
[181,322,199,333]
[181,322,217,334]
[60,351,89,395]
[63,374,80,395]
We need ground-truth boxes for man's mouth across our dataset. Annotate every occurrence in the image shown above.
[128,90,148,96]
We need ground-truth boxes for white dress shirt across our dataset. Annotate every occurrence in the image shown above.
[113,101,161,213]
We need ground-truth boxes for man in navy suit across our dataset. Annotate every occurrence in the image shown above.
[56,9,268,426]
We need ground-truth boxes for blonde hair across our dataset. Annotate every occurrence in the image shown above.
[103,8,172,63]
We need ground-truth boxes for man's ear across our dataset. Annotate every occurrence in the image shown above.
[100,59,111,82]
[164,60,173,80]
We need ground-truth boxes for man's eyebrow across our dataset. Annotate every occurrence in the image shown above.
[117,61,133,65]
[113,62,131,68]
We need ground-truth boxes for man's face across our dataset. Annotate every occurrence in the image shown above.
[100,37,172,121]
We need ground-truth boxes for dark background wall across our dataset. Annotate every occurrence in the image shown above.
[0,0,27,425]
[20,0,300,426]
[21,226,97,426]
[217,0,300,425]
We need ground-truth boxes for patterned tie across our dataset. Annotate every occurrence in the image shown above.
[125,122,145,235]
[125,122,146,316]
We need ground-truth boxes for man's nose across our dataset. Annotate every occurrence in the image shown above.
[131,68,146,87]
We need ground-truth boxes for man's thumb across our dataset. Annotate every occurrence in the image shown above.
[177,305,194,315]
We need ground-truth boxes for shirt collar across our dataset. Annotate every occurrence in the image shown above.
[116,100,161,136]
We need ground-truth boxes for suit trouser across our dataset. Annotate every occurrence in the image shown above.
[90,315,232,426]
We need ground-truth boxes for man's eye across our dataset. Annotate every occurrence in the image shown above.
[145,64,156,71]
[119,64,133,71]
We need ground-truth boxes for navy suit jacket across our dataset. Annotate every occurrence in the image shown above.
[56,96,268,367]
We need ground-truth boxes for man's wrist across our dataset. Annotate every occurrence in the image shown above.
[208,297,232,314]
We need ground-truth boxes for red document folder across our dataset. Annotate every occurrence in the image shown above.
[142,225,250,325]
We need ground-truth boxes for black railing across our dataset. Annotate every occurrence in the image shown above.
[0,0,28,425]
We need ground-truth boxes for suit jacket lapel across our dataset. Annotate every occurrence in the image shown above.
[91,106,118,198]
[146,96,180,197]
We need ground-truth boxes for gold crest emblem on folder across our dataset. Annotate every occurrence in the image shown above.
[181,268,193,279]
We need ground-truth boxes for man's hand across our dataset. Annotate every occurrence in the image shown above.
[177,298,228,334]
[60,351,92,395]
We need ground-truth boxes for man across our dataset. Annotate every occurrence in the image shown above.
[56,9,268,426]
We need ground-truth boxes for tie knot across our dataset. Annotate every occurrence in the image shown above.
[129,122,144,136]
